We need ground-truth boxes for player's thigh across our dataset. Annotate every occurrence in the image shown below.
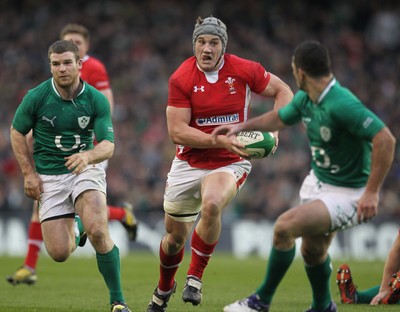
[201,171,237,211]
[41,217,75,254]
[75,190,108,229]
[73,165,108,226]
[201,160,251,210]
[276,200,332,237]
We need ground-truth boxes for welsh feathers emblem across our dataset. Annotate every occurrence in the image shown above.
[78,116,90,129]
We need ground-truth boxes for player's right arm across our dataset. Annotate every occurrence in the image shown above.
[166,106,247,156]
[10,126,42,200]
[211,109,287,144]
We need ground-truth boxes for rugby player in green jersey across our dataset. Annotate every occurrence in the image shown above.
[10,40,131,312]
[212,40,396,312]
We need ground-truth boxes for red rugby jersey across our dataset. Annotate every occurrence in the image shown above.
[80,55,110,91]
[168,53,271,169]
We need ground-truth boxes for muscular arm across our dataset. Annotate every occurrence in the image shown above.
[166,106,232,149]
[10,126,34,176]
[65,140,114,174]
[357,127,396,223]
[211,74,292,140]
[260,73,293,110]
[366,127,395,193]
[10,126,42,200]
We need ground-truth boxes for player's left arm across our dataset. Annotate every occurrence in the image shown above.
[258,73,293,146]
[259,73,293,110]
[357,126,395,223]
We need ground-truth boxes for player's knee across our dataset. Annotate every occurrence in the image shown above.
[201,198,222,221]
[302,247,326,265]
[86,225,108,248]
[274,217,292,238]
[47,246,70,262]
[164,233,186,253]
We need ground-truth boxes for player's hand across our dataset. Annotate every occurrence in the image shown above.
[24,172,43,200]
[211,123,243,144]
[65,152,89,174]
[370,290,389,305]
[271,131,279,155]
[356,190,379,224]
[212,132,249,158]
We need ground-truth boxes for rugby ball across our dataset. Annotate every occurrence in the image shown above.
[236,131,276,159]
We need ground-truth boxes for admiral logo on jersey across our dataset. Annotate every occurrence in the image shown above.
[196,113,239,126]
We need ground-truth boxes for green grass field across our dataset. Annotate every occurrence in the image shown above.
[0,252,397,311]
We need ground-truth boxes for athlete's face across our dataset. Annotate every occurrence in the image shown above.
[62,33,89,59]
[194,34,223,72]
[50,51,82,87]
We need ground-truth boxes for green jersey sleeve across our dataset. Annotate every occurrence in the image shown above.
[92,92,114,143]
[277,91,307,126]
[332,91,385,140]
[12,91,36,135]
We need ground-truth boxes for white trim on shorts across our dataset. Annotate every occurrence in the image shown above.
[38,164,107,222]
[163,157,252,222]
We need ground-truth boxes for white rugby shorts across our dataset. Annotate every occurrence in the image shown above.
[38,164,107,222]
[299,170,365,232]
[164,157,251,222]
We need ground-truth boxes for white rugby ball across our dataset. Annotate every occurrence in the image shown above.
[236,131,276,159]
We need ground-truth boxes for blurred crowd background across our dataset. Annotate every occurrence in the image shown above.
[0,0,399,222]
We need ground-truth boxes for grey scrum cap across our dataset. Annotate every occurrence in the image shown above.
[192,16,228,53]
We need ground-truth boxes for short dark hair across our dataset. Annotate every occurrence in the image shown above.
[48,40,80,62]
[60,23,90,42]
[293,40,331,78]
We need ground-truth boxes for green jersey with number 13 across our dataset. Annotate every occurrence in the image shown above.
[278,78,385,187]
[12,78,114,175]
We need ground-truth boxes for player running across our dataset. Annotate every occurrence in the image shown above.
[7,23,137,287]
[146,15,293,312]
[212,40,395,312]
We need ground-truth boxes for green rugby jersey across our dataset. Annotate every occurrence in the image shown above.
[12,78,114,175]
[278,79,385,187]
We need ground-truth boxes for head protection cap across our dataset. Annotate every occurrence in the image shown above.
[192,16,228,53]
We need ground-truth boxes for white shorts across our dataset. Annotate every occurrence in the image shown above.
[299,170,364,232]
[164,157,252,222]
[38,164,107,222]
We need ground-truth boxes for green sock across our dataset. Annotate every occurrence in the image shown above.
[96,245,124,304]
[256,246,296,303]
[357,285,380,303]
[74,215,84,247]
[305,255,332,310]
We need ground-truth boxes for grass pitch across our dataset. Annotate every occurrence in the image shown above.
[0,252,397,311]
